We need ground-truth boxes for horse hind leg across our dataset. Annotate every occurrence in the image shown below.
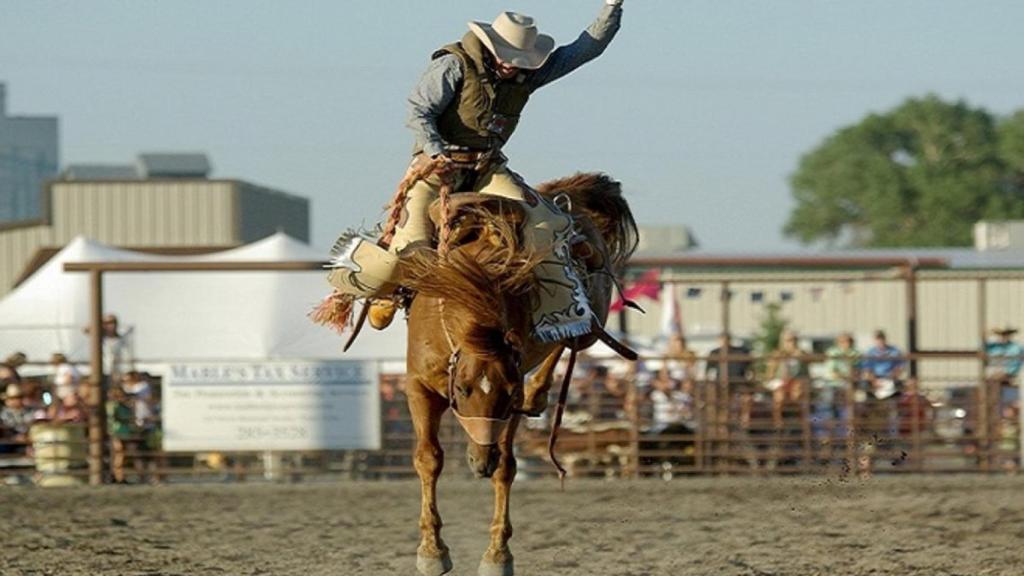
[521,346,564,417]
[479,415,521,576]
[409,389,454,576]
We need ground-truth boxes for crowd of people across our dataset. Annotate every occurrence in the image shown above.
[3,316,1021,481]
[541,326,1022,473]
[0,314,163,484]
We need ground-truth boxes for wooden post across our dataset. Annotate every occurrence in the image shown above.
[904,264,918,379]
[845,369,856,476]
[1019,376,1024,472]
[910,378,923,472]
[718,282,731,473]
[801,379,812,472]
[87,269,107,486]
[977,278,990,472]
[694,370,705,474]
[627,375,640,479]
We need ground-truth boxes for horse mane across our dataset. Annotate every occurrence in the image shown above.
[399,211,539,359]
[535,172,639,271]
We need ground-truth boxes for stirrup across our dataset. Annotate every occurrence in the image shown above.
[367,298,397,330]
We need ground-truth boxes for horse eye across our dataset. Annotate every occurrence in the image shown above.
[456,385,470,398]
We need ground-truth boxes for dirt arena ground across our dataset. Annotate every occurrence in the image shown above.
[2,475,1022,575]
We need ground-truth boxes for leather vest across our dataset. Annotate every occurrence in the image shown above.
[427,33,534,153]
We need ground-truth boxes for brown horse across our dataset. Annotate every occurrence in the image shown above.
[398,173,637,576]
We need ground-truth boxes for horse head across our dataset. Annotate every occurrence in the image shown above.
[400,211,538,475]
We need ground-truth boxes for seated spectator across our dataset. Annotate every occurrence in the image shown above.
[121,371,153,428]
[107,386,141,484]
[51,353,82,402]
[861,329,904,399]
[649,368,693,433]
[4,352,27,371]
[599,372,629,421]
[985,326,1022,407]
[50,391,88,424]
[860,330,904,443]
[765,330,809,430]
[1,383,34,453]
[704,333,754,388]
[816,332,860,439]
[664,333,697,385]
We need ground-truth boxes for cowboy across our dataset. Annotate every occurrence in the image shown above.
[329,1,625,338]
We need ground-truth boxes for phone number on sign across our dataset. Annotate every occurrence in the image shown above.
[236,426,309,441]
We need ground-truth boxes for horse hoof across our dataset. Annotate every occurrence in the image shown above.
[417,553,453,576]
[478,560,514,576]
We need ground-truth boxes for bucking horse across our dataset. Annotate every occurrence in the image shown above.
[317,171,637,576]
[400,172,637,576]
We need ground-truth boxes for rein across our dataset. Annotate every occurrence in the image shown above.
[438,299,511,447]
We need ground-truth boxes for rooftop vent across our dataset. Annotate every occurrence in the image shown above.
[974,221,1024,252]
[137,153,211,179]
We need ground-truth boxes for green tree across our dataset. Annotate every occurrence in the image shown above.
[751,302,788,377]
[786,95,1024,247]
[999,110,1024,187]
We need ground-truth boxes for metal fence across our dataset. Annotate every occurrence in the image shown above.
[2,352,1019,486]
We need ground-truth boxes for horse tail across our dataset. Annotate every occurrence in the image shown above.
[535,173,639,271]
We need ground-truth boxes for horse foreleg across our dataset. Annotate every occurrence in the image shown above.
[409,390,453,576]
[521,346,564,416]
[479,415,521,576]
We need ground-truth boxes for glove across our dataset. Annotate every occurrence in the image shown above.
[408,152,454,180]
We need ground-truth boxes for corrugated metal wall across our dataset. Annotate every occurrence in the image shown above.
[0,224,54,299]
[0,181,239,299]
[628,267,1024,388]
[235,182,310,243]
[631,272,909,346]
[49,181,237,246]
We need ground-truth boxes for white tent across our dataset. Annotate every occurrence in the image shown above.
[0,234,407,365]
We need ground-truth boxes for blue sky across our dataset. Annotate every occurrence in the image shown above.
[3,1,1023,252]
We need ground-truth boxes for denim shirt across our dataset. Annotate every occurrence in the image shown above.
[407,3,623,157]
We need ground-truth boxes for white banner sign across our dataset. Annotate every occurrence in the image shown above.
[163,361,380,451]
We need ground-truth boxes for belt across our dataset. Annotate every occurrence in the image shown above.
[445,148,506,172]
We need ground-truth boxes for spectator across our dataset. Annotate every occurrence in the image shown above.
[664,334,697,385]
[1,383,34,453]
[600,373,629,421]
[87,314,133,387]
[704,333,753,388]
[860,329,904,443]
[861,329,904,399]
[121,371,153,428]
[0,362,19,385]
[51,353,82,402]
[50,391,88,424]
[107,386,141,484]
[985,326,1022,407]
[765,330,809,431]
[4,352,27,371]
[649,368,693,433]
[817,332,860,439]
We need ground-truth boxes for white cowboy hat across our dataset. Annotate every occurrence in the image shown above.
[468,12,555,70]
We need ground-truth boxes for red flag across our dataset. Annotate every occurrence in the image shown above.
[610,269,661,312]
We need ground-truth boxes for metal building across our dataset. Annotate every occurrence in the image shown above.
[0,83,59,223]
[0,153,309,298]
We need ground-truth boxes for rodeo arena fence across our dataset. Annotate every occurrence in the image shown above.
[0,260,1022,485]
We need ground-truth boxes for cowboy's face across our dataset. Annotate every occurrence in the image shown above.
[493,58,520,79]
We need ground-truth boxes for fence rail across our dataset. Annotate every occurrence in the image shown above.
[2,352,1019,486]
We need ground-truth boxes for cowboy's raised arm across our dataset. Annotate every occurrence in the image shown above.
[406,54,464,158]
[529,0,623,89]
